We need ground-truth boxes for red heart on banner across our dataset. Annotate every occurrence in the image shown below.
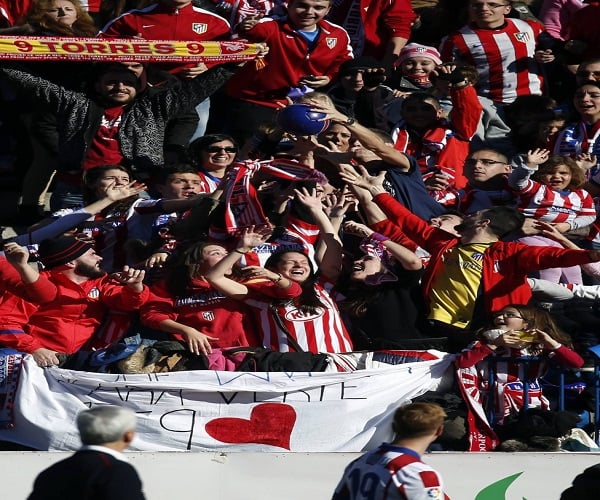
[205,403,296,450]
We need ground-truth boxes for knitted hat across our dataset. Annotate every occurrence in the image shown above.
[395,43,442,67]
[38,237,92,269]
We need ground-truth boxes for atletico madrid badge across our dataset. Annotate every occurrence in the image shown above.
[514,31,531,43]
[192,23,208,34]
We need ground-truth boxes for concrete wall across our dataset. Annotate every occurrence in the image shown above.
[3,451,600,499]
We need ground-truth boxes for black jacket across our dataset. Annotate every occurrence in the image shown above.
[0,63,235,175]
[28,449,145,500]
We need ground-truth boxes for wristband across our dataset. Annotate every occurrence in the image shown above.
[272,273,283,283]
[234,248,249,254]
[370,232,390,242]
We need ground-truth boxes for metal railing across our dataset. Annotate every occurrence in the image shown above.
[485,353,599,444]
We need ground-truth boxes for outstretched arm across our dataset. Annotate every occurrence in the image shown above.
[307,98,411,171]
[205,226,273,299]
[3,243,39,284]
[339,164,388,198]
[343,221,422,271]
[508,149,549,191]
[294,187,342,281]
[0,64,79,113]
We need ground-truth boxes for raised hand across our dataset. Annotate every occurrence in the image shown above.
[339,164,386,195]
[3,242,30,267]
[101,180,147,203]
[240,265,281,282]
[178,62,208,80]
[299,75,330,89]
[526,148,550,166]
[145,252,169,269]
[293,186,322,210]
[320,192,344,218]
[306,98,347,123]
[111,265,145,292]
[238,225,272,251]
[576,153,597,171]
[343,220,374,237]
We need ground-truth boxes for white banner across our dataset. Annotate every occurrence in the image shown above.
[1,356,454,452]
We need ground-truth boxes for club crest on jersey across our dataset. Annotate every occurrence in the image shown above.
[192,23,208,34]
[88,287,100,299]
[202,311,215,321]
[326,37,337,49]
[284,308,324,322]
[513,31,531,43]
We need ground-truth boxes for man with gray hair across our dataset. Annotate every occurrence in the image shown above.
[28,405,145,500]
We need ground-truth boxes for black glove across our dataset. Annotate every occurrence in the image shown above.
[434,68,466,85]
[363,71,386,87]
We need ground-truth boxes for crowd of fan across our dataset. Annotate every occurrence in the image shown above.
[1,0,600,450]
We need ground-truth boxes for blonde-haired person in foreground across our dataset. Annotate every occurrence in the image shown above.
[332,402,450,499]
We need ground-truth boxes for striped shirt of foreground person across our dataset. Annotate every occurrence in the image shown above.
[332,402,450,500]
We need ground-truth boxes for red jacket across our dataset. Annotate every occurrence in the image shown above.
[371,192,597,315]
[392,85,482,199]
[100,2,231,71]
[226,17,353,108]
[0,258,56,333]
[141,279,261,348]
[0,258,54,302]
[0,271,149,354]
[327,0,416,58]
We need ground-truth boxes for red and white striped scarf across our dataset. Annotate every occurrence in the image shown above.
[222,159,327,235]
[455,365,500,451]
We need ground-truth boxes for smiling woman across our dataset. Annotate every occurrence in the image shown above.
[334,220,430,350]
[187,134,238,193]
[140,241,261,355]
[205,188,354,354]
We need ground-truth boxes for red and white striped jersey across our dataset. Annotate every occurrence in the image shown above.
[238,215,320,267]
[439,19,545,104]
[245,278,353,353]
[332,443,449,500]
[514,180,596,226]
[554,121,600,159]
[196,170,223,194]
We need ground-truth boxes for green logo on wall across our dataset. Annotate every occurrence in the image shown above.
[475,472,525,500]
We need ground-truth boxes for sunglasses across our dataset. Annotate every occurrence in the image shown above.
[206,146,237,154]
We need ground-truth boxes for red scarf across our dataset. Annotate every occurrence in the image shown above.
[222,159,326,235]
